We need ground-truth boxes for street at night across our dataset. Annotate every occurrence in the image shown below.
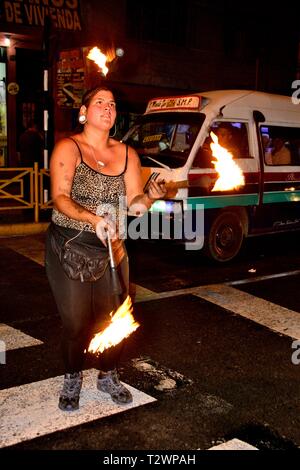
[1,230,300,456]
[1,0,300,463]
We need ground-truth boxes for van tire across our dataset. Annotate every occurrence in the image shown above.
[205,210,244,262]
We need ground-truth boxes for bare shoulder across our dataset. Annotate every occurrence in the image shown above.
[52,136,80,160]
[125,144,141,174]
[53,137,71,151]
[123,142,139,161]
[110,139,139,159]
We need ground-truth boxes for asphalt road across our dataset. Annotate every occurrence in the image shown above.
[1,230,300,462]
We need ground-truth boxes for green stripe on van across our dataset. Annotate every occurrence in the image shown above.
[150,190,300,213]
[263,191,300,204]
[186,193,259,209]
[187,191,300,208]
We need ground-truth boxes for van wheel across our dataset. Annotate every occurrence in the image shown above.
[205,211,244,262]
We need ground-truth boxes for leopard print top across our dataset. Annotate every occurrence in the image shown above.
[52,138,127,232]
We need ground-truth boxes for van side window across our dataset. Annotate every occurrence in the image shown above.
[192,121,250,168]
[260,126,300,166]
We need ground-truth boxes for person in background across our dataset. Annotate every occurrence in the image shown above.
[262,134,273,165]
[215,123,240,158]
[19,120,44,167]
[270,136,291,165]
[45,86,167,412]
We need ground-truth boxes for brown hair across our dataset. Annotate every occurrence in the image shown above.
[81,86,115,108]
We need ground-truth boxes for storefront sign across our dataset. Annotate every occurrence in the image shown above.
[3,0,82,31]
[56,48,84,108]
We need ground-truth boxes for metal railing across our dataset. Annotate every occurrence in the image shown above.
[0,163,53,223]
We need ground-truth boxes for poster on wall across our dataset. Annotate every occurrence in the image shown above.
[56,48,85,108]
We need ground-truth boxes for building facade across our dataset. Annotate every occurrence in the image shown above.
[0,0,298,166]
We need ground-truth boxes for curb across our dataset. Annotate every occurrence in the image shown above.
[0,222,50,237]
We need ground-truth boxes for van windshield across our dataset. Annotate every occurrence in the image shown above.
[122,112,205,169]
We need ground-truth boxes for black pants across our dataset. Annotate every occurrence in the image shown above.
[45,225,129,374]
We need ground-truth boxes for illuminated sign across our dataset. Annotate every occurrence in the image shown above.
[146,95,201,113]
[2,0,82,31]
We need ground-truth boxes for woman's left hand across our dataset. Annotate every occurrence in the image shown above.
[147,180,167,201]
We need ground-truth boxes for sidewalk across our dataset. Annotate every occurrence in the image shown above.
[0,210,50,237]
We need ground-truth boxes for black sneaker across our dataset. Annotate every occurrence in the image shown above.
[59,372,83,411]
[97,369,133,404]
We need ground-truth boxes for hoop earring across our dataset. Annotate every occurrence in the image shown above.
[78,114,87,125]
[109,123,117,137]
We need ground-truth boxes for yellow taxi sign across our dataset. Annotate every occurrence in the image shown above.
[146,95,201,113]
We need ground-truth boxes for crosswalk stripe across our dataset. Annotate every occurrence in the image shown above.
[0,368,156,448]
[227,269,300,286]
[2,239,156,301]
[5,238,300,340]
[130,283,155,301]
[1,239,297,449]
[5,237,300,339]
[208,438,258,450]
[0,323,43,351]
[193,284,300,340]
[131,283,300,340]
[3,238,45,266]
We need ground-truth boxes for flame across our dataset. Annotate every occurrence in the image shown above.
[87,46,116,76]
[210,131,245,191]
[88,295,139,354]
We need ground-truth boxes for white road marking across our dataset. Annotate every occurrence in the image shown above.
[1,240,156,300]
[1,239,298,449]
[0,368,156,449]
[133,283,300,340]
[209,438,258,450]
[2,239,156,302]
[4,237,300,340]
[0,323,43,351]
[129,283,155,301]
[227,269,300,286]
[134,285,206,302]
[3,238,45,266]
[193,284,300,340]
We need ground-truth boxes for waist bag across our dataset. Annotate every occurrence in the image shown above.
[50,224,109,282]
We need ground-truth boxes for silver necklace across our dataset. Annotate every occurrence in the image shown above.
[84,136,106,171]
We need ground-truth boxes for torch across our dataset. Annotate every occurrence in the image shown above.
[87,232,139,355]
[106,229,123,308]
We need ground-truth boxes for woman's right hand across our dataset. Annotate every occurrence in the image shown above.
[95,215,116,247]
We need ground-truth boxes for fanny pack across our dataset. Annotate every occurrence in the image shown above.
[49,224,109,282]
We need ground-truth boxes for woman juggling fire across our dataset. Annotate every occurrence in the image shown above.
[45,86,167,411]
